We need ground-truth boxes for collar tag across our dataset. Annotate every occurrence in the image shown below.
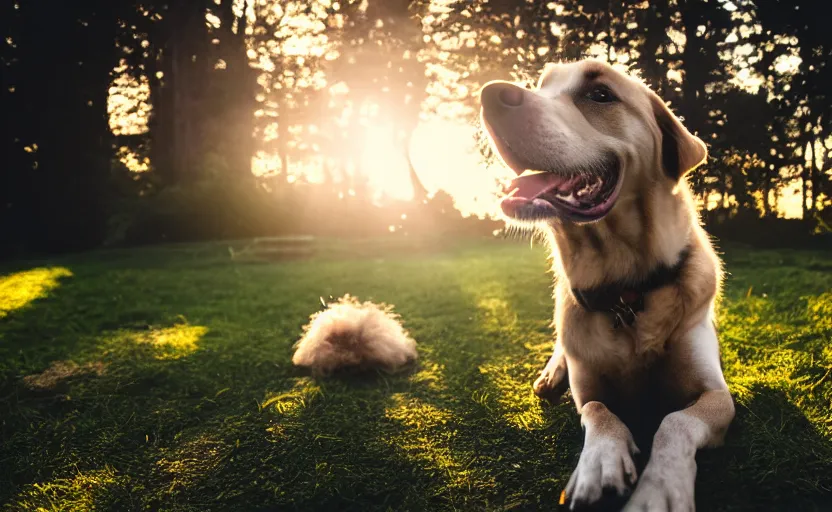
[611,292,644,329]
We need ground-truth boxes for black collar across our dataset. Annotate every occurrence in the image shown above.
[571,247,691,329]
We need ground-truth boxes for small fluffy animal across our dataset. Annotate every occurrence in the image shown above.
[292,294,417,374]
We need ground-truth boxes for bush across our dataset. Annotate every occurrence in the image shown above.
[106,178,291,246]
[104,178,501,247]
[703,211,832,250]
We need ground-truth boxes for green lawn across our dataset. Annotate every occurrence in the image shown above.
[1,238,831,511]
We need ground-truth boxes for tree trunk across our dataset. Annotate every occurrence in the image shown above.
[807,135,815,213]
[402,129,428,203]
[171,37,192,182]
[216,0,256,178]
[276,95,291,183]
[799,122,813,220]
[11,1,117,252]
[637,0,671,90]
[606,0,615,63]
[802,163,810,220]
[679,1,706,132]
[150,0,212,185]
[762,177,772,217]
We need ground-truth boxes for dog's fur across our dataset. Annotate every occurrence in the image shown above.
[480,60,735,511]
[292,294,417,374]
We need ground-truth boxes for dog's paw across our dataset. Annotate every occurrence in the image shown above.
[622,455,696,512]
[564,434,639,510]
[533,361,569,402]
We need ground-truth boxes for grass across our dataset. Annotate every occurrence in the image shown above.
[0,237,831,511]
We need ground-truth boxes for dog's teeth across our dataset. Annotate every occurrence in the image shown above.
[559,193,579,205]
[575,181,594,198]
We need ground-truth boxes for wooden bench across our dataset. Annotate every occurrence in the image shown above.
[231,236,316,261]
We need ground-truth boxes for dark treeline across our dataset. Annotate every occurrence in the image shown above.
[1,0,830,256]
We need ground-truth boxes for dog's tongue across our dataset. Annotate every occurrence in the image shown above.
[506,173,559,200]
[500,173,559,216]
[502,172,583,202]
[500,172,589,216]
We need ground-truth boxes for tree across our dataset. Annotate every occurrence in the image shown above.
[331,0,430,200]
[2,1,125,253]
[741,0,832,217]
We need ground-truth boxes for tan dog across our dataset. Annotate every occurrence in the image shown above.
[480,60,734,511]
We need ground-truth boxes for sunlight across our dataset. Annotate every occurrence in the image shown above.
[108,60,151,136]
[466,280,520,334]
[156,433,229,491]
[383,393,490,490]
[133,325,208,360]
[0,267,72,318]
[478,358,548,430]
[718,290,832,437]
[261,377,321,415]
[100,0,826,222]
[409,360,447,392]
[8,467,124,511]
[361,124,413,201]
[477,297,519,331]
[385,393,452,430]
[806,292,832,332]
[262,377,322,443]
[116,145,150,173]
[778,180,804,219]
[463,280,550,430]
[410,119,511,218]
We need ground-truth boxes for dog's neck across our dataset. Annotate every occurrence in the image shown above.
[543,179,695,290]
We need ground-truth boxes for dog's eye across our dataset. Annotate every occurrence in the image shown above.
[586,86,618,104]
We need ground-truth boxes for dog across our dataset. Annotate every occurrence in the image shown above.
[292,295,417,375]
[480,59,735,511]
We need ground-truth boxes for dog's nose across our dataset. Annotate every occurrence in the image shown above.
[498,86,524,107]
[481,82,526,110]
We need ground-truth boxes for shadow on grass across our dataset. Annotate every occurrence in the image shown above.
[697,385,832,512]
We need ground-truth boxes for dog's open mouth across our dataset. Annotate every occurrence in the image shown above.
[500,155,622,222]
[481,117,622,223]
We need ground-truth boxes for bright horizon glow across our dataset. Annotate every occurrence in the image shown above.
[361,124,413,202]
[410,120,511,218]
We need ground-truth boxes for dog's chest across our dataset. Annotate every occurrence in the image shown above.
[569,306,673,369]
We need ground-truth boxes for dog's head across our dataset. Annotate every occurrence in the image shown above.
[480,60,706,224]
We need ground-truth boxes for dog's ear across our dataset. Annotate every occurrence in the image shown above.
[650,94,707,180]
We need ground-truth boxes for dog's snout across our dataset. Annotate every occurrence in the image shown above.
[481,82,526,111]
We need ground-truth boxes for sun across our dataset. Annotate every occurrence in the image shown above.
[410,119,511,218]
[359,119,512,217]
[360,124,414,202]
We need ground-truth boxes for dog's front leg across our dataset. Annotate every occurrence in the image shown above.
[533,338,569,401]
[624,320,735,512]
[564,359,639,509]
